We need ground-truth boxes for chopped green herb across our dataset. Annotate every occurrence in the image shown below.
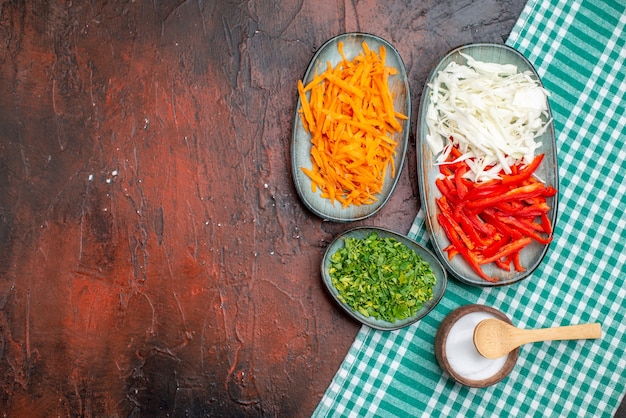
[329,232,437,323]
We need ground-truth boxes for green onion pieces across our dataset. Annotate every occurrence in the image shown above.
[329,232,437,323]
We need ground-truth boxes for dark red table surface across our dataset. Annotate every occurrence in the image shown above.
[0,1,528,416]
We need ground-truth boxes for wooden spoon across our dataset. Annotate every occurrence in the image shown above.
[473,318,602,359]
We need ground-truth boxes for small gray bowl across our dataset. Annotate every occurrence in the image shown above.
[321,226,447,331]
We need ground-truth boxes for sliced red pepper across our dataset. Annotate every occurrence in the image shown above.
[438,214,496,282]
[453,204,493,249]
[454,164,469,200]
[435,177,452,196]
[443,245,459,261]
[494,201,524,215]
[464,181,510,200]
[435,177,459,206]
[466,182,546,211]
[495,213,553,245]
[449,143,462,159]
[541,186,558,197]
[478,237,533,265]
[437,197,475,250]
[481,234,511,259]
[513,202,551,217]
[494,202,548,218]
[442,176,456,194]
[495,258,511,271]
[442,159,468,174]
[435,146,555,283]
[540,212,553,234]
[466,212,498,238]
[500,154,544,185]
[522,218,546,232]
[481,209,524,240]
[521,224,552,245]
[512,251,525,272]
[439,164,455,177]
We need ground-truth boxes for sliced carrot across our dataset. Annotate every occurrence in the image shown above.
[297,80,314,132]
[298,41,406,207]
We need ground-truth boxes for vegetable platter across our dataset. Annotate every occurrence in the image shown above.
[321,227,447,331]
[291,33,411,222]
[417,43,559,287]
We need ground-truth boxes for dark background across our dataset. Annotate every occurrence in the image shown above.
[3,1,622,417]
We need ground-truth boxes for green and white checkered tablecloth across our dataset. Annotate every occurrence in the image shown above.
[314,0,626,416]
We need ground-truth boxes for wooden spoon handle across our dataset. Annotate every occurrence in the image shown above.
[520,323,602,346]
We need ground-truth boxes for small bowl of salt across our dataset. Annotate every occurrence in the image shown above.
[435,304,519,388]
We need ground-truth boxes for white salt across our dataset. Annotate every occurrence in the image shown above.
[445,311,508,381]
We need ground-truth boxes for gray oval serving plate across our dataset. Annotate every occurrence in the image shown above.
[417,43,559,287]
[291,33,410,222]
[321,227,447,331]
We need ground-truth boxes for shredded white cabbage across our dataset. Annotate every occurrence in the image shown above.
[426,52,551,182]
